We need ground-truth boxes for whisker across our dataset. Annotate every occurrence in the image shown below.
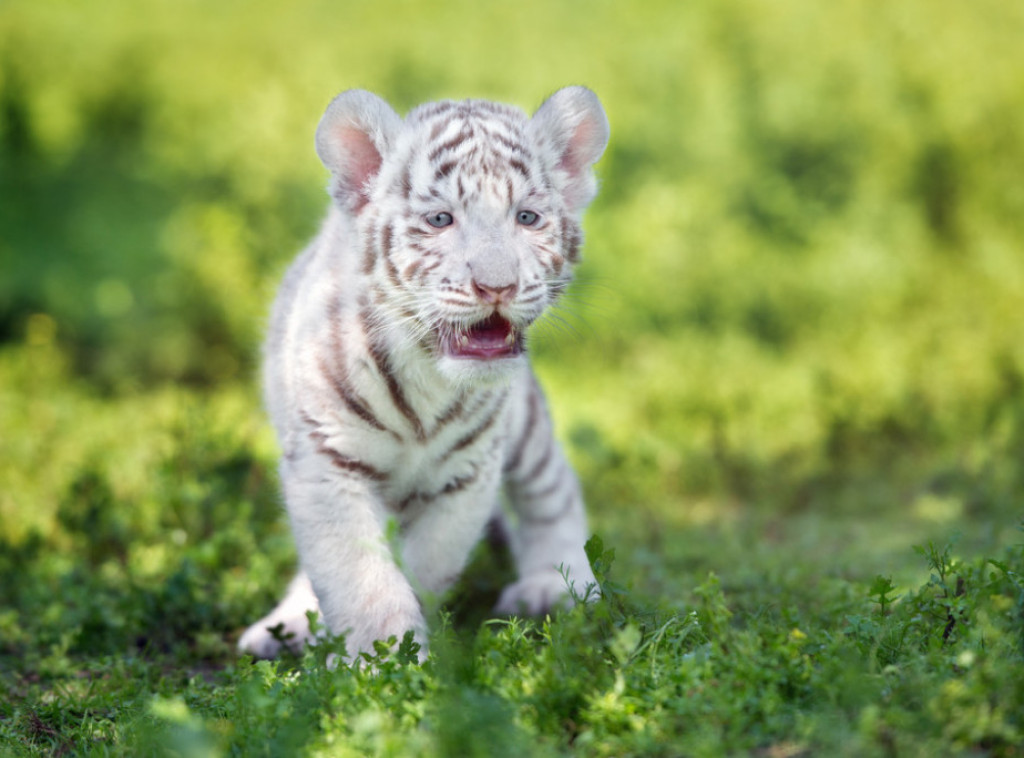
[532,309,588,344]
[558,276,616,318]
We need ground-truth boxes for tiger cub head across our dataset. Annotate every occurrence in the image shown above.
[315,87,609,383]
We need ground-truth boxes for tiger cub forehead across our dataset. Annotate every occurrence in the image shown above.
[406,99,531,151]
[381,99,548,213]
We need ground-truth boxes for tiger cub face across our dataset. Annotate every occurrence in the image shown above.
[315,88,609,383]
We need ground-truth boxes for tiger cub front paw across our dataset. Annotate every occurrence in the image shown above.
[342,605,429,665]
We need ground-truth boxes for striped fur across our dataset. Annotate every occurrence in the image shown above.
[238,87,609,662]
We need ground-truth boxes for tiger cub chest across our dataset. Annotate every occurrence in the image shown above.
[318,345,515,513]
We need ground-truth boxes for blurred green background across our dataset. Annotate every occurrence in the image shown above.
[2,0,1023,589]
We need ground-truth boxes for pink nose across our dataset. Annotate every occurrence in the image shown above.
[472,280,518,305]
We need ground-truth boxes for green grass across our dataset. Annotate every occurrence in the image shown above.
[3,0,1024,754]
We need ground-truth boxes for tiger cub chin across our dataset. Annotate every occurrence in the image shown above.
[238,86,609,663]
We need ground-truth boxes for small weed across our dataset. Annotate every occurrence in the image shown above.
[868,575,900,617]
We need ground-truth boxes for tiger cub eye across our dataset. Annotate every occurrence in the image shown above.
[426,212,454,228]
[516,210,540,226]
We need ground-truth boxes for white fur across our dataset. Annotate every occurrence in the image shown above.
[239,87,609,663]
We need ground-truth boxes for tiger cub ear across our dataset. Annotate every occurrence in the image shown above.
[530,86,610,214]
[316,90,402,213]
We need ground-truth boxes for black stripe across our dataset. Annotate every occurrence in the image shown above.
[522,432,555,483]
[396,465,481,512]
[504,382,541,474]
[400,166,412,199]
[561,217,582,263]
[324,300,398,438]
[317,356,399,439]
[427,109,456,139]
[520,281,544,296]
[548,279,570,300]
[438,401,502,464]
[319,443,389,481]
[428,396,466,438]
[440,468,480,496]
[420,259,442,280]
[523,468,569,501]
[402,259,422,281]
[489,130,525,155]
[516,293,545,307]
[428,121,447,141]
[361,232,377,275]
[522,490,575,525]
[303,416,389,482]
[381,223,402,286]
[364,313,426,441]
[509,158,530,179]
[428,128,473,162]
[434,160,457,181]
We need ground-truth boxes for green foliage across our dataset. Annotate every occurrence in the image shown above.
[3,0,1024,755]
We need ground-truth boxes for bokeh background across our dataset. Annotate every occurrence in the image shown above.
[2,0,1023,640]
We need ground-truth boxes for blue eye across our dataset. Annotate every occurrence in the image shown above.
[426,212,454,228]
[516,210,540,226]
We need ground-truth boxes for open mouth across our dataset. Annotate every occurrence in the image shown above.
[442,313,524,360]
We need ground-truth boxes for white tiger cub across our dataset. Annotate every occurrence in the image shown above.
[238,86,609,662]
